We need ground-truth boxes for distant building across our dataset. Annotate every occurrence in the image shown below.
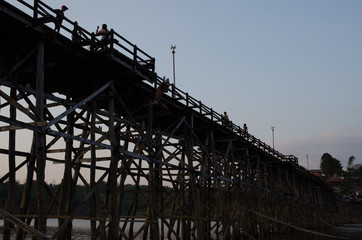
[327,176,343,192]
[310,169,324,177]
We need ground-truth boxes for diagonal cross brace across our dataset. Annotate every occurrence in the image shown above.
[42,81,112,131]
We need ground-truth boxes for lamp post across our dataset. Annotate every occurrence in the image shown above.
[306,154,309,170]
[171,45,176,90]
[271,126,275,149]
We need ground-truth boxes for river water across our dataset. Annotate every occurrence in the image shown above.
[264,224,362,240]
[1,219,362,239]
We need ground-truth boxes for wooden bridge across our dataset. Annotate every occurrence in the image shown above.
[0,1,340,239]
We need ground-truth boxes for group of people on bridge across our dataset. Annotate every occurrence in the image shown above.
[52,5,249,136]
[52,5,111,50]
[222,112,248,135]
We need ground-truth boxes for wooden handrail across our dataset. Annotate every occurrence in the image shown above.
[16,0,155,71]
[157,73,299,164]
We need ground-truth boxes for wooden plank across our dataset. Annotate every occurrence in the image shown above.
[0,121,46,132]
[0,89,38,121]
[0,208,50,240]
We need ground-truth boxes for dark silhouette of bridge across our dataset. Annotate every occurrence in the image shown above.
[0,1,341,239]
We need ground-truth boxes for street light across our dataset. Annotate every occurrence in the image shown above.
[271,126,275,149]
[306,154,309,170]
[170,45,176,88]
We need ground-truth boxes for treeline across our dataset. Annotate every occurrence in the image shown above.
[0,181,172,216]
[320,153,362,195]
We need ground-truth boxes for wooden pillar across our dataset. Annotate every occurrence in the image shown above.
[184,114,203,239]
[154,133,163,239]
[3,88,16,240]
[108,89,119,239]
[90,101,97,240]
[35,40,46,233]
[15,141,36,240]
[57,102,74,240]
[200,136,211,238]
[33,0,39,19]
[180,141,188,239]
[145,105,159,239]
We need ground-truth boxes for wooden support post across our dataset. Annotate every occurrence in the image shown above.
[3,88,16,240]
[15,141,36,240]
[180,141,187,239]
[33,0,39,19]
[108,89,119,239]
[35,40,46,234]
[154,133,163,239]
[90,101,97,240]
[184,114,204,239]
[200,135,211,238]
[145,103,160,239]
[57,99,74,240]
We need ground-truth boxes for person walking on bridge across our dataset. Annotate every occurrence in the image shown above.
[145,77,170,112]
[96,24,110,49]
[221,112,230,127]
[72,21,82,43]
[54,5,68,32]
[243,123,248,133]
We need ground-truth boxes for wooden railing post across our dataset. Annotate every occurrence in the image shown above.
[90,33,95,51]
[151,58,155,72]
[110,29,114,50]
[133,45,138,68]
[33,0,39,19]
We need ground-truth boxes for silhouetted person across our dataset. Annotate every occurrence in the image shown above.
[72,21,82,43]
[243,123,248,133]
[54,5,68,32]
[221,112,230,127]
[96,24,110,49]
[146,77,170,112]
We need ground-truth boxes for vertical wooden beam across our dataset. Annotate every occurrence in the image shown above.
[15,141,36,240]
[4,88,16,240]
[184,114,203,239]
[108,89,119,239]
[154,133,163,239]
[145,104,160,239]
[90,101,97,240]
[33,0,39,19]
[57,99,74,240]
[200,136,211,238]
[180,141,187,239]
[35,40,46,233]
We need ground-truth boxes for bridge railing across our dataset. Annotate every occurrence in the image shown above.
[156,76,298,164]
[14,0,155,72]
[9,0,298,165]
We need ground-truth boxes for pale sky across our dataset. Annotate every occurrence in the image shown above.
[3,0,362,182]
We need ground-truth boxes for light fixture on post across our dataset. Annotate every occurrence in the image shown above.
[271,126,275,149]
[170,45,176,98]
[306,154,309,170]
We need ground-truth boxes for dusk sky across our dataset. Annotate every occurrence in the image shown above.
[3,0,362,182]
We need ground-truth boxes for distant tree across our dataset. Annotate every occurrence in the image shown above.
[351,164,362,178]
[347,156,355,170]
[320,153,343,178]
